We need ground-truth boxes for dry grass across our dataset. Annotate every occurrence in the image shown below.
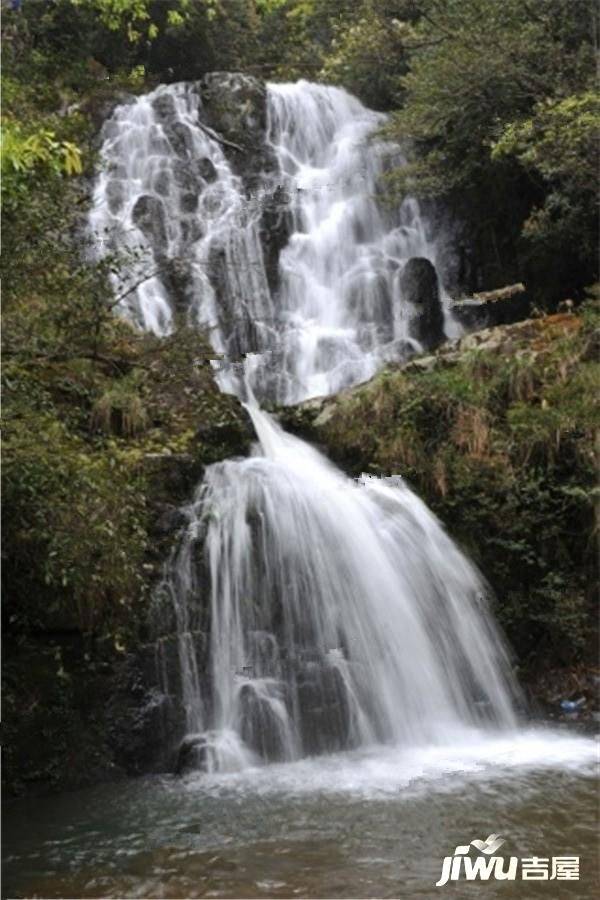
[451,405,491,459]
[91,386,148,437]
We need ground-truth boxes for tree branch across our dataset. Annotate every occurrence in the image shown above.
[196,121,246,155]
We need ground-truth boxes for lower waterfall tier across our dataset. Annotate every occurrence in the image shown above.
[166,408,519,773]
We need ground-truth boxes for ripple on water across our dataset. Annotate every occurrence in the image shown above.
[3,729,598,899]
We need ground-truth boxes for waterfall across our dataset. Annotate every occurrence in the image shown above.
[91,79,455,404]
[91,77,518,773]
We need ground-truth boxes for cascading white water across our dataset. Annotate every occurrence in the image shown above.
[265,81,453,403]
[169,407,517,771]
[91,79,456,404]
[89,82,272,344]
[92,77,519,773]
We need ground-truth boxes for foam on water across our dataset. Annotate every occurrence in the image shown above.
[180,729,599,799]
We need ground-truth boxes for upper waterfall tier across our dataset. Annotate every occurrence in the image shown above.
[90,75,454,405]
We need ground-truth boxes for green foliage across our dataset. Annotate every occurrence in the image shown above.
[1,35,251,638]
[387,0,596,188]
[70,0,192,42]
[3,394,149,633]
[381,0,598,300]
[91,373,149,437]
[319,5,409,109]
[1,112,84,216]
[492,91,599,261]
[253,0,357,81]
[1,124,82,176]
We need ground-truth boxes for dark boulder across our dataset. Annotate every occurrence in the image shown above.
[132,195,168,249]
[199,72,267,152]
[175,734,209,775]
[400,257,445,351]
[259,183,292,293]
[142,452,204,505]
[151,503,188,538]
[296,662,352,755]
[151,92,177,122]
[198,72,276,187]
[104,640,187,776]
[197,156,218,183]
[163,120,194,159]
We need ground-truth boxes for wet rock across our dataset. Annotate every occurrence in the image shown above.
[132,195,168,249]
[84,90,135,140]
[194,404,256,454]
[378,338,418,365]
[104,641,187,775]
[400,257,445,350]
[346,272,393,340]
[296,663,352,754]
[105,178,125,215]
[143,452,204,505]
[198,72,276,185]
[180,191,198,214]
[197,157,217,183]
[239,683,290,761]
[259,184,292,293]
[151,92,177,122]
[450,283,530,332]
[175,735,205,774]
[164,121,194,158]
[199,72,266,149]
[151,504,188,537]
[172,157,214,195]
[160,257,195,314]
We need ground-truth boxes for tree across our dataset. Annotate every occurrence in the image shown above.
[382,0,598,300]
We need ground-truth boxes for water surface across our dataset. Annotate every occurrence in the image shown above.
[4,728,598,898]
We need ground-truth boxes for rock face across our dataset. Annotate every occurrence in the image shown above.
[198,72,274,185]
[2,633,189,796]
[132,195,168,247]
[400,257,445,350]
[198,72,291,291]
[295,662,352,755]
[259,183,292,294]
[450,283,530,331]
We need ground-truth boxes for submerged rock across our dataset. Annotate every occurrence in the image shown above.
[174,734,209,775]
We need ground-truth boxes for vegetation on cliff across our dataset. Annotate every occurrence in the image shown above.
[2,11,252,794]
[287,305,599,678]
